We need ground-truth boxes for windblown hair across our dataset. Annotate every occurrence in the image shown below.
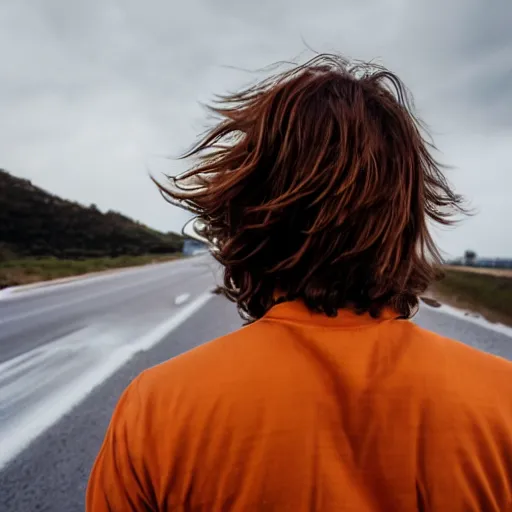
[158,54,464,321]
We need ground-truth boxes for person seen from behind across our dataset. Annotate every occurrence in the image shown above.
[87,54,512,511]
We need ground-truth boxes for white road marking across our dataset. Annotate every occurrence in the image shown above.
[0,256,206,303]
[0,288,13,300]
[0,290,212,470]
[0,270,192,326]
[174,293,190,305]
[422,302,512,338]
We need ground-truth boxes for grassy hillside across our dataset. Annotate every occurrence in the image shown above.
[431,268,512,327]
[0,169,183,260]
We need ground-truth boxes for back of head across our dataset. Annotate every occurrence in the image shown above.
[159,54,464,321]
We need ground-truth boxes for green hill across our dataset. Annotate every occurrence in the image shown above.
[0,169,183,260]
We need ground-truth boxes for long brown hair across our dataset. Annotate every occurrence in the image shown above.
[157,54,464,321]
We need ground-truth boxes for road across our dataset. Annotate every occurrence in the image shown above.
[0,255,511,511]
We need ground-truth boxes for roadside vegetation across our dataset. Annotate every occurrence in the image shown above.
[0,169,184,260]
[430,268,512,327]
[0,169,186,289]
[0,254,182,289]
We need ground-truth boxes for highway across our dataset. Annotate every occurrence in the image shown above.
[0,255,511,511]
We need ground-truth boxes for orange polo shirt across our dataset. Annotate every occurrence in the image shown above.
[87,301,512,511]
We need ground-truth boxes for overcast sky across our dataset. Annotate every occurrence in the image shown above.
[1,0,511,258]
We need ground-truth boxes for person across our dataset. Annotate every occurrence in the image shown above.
[87,54,512,511]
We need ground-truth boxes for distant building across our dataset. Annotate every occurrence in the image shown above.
[183,239,208,256]
[474,258,512,269]
[446,256,512,269]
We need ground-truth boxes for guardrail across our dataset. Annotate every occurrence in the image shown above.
[448,259,512,269]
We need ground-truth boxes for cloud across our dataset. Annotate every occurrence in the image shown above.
[0,0,510,256]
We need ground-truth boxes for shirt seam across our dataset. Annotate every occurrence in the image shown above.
[259,316,407,332]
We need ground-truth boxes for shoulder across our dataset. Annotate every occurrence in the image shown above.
[401,324,512,506]
[401,322,512,418]
[135,319,294,407]
[406,321,512,377]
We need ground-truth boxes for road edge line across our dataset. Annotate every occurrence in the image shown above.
[0,291,213,471]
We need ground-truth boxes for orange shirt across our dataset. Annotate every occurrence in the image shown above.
[87,301,512,511]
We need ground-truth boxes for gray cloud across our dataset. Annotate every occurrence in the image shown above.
[0,0,510,257]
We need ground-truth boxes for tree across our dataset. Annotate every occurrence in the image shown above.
[464,250,477,266]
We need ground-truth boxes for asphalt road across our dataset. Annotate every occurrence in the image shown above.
[0,255,511,512]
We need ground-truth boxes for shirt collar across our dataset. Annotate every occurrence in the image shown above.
[263,299,402,328]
